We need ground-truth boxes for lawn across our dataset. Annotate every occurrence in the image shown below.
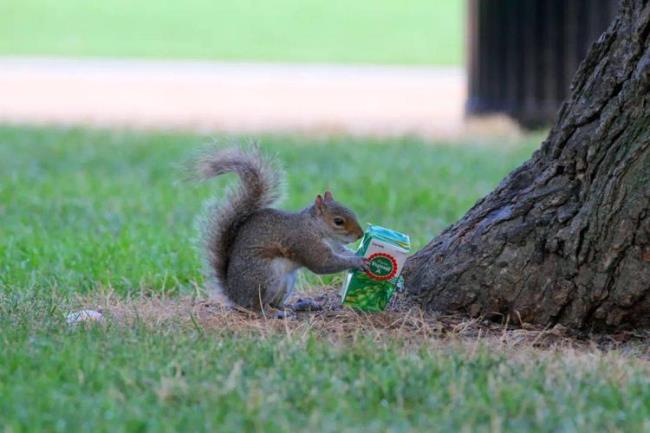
[0,126,538,295]
[1,126,648,433]
[0,0,463,65]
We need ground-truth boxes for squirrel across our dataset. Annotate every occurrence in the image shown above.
[195,145,368,311]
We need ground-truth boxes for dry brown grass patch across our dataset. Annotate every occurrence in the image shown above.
[74,288,650,358]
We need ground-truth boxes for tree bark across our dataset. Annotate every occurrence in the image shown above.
[404,0,650,331]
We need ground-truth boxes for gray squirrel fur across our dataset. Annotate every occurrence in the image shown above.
[196,146,368,311]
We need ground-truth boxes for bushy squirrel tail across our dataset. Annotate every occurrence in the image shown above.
[195,145,284,292]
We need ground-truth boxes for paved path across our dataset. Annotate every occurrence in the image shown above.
[0,58,466,138]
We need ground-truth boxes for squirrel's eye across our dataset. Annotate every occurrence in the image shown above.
[333,217,345,226]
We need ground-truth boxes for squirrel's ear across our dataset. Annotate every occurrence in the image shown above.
[324,191,334,202]
[315,194,324,210]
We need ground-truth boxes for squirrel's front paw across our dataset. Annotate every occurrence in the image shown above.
[353,256,370,272]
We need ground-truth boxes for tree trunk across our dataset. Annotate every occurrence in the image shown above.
[404,0,650,331]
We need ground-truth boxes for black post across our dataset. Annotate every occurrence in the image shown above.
[466,0,619,128]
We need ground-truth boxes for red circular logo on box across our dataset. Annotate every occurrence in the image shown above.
[366,252,398,280]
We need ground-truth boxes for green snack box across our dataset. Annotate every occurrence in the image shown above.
[341,225,411,312]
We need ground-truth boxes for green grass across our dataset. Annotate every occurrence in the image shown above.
[0,126,537,295]
[0,0,463,65]
[4,126,648,433]
[2,296,649,433]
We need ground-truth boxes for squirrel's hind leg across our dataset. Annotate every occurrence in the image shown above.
[224,261,273,311]
[266,269,297,308]
[225,257,298,312]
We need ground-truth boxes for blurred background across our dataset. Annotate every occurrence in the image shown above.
[0,0,618,137]
[0,0,622,291]
[0,0,464,137]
